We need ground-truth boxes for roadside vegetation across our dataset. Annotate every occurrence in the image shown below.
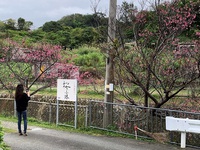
[0,116,139,141]
[0,123,10,150]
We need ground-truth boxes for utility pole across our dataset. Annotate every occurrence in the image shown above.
[103,0,117,128]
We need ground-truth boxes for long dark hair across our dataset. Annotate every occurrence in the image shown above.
[15,84,24,99]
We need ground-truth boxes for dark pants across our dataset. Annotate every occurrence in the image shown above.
[17,110,27,133]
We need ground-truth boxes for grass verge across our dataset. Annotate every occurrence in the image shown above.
[0,116,140,140]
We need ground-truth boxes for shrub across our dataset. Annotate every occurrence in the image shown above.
[0,122,10,150]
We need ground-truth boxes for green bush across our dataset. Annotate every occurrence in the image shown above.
[0,122,10,150]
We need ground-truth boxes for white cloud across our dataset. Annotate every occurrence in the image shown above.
[0,0,139,29]
[45,6,91,18]
[0,8,13,15]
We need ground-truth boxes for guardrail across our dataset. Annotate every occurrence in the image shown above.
[166,116,200,148]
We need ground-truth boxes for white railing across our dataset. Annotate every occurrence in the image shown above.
[166,116,200,148]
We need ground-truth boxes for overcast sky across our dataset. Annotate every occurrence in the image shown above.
[0,0,141,29]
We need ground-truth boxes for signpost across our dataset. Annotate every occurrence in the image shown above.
[56,79,78,128]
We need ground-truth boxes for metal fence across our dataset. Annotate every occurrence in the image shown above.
[0,98,200,148]
[0,98,88,128]
[88,100,200,149]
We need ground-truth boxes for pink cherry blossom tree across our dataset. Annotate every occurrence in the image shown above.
[113,0,200,108]
[0,39,79,96]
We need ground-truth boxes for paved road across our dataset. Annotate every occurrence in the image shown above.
[2,122,196,150]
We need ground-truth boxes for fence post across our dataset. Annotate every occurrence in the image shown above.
[49,103,52,124]
[169,110,173,144]
[89,101,92,127]
[14,100,16,117]
[181,132,186,148]
[85,106,88,127]
[56,100,59,126]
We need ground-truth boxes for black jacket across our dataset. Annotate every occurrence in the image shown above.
[16,93,30,112]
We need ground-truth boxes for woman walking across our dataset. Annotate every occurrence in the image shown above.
[15,84,30,136]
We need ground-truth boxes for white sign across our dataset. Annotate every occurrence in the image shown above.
[57,79,77,101]
[109,83,114,91]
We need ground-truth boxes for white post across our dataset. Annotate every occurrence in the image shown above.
[56,100,59,126]
[181,132,186,148]
[85,106,88,127]
[74,100,77,129]
[74,80,78,129]
[14,100,17,117]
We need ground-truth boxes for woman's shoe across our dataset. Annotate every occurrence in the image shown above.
[19,133,23,136]
[24,133,27,136]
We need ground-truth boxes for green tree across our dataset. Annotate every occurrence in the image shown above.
[17,17,25,30]
[81,27,98,45]
[69,46,105,79]
[5,18,16,30]
[117,2,137,41]
[24,21,33,31]
[69,28,83,48]
[56,29,71,48]
[58,13,107,28]
[58,14,85,28]
[0,21,6,31]
[42,21,63,32]
[29,29,45,42]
